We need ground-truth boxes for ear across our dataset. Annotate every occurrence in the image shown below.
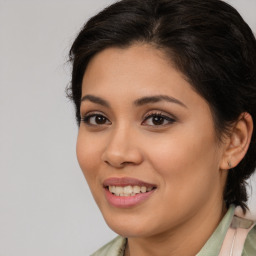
[220,112,253,170]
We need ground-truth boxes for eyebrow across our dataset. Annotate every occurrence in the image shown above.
[134,95,187,108]
[80,94,187,108]
[81,95,110,107]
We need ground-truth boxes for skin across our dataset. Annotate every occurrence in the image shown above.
[76,44,251,256]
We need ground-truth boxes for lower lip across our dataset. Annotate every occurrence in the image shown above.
[104,188,155,208]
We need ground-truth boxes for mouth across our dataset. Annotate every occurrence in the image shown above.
[103,177,157,207]
[106,185,155,197]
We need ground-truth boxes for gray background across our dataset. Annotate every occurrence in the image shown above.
[0,0,255,255]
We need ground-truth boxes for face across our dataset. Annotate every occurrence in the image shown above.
[77,44,227,238]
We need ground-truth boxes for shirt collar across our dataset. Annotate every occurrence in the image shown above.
[196,205,235,256]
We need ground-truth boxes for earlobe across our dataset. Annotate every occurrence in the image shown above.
[220,112,253,170]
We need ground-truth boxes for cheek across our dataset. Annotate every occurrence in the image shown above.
[144,130,221,197]
[76,131,107,210]
[76,131,100,185]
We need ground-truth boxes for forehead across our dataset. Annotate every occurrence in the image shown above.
[82,44,193,99]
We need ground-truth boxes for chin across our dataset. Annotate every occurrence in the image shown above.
[108,224,149,238]
[102,211,159,238]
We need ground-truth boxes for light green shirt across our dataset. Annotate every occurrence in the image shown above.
[91,206,256,256]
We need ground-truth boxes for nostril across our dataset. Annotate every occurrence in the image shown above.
[104,160,124,168]
[101,144,144,167]
[120,161,134,166]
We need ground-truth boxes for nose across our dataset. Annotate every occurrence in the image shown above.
[101,126,143,168]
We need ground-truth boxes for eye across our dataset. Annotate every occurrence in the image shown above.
[81,113,111,126]
[142,112,176,126]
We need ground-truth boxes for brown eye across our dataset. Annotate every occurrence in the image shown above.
[82,114,111,126]
[142,113,176,126]
[95,115,107,124]
[152,116,165,125]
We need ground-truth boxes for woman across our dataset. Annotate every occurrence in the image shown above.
[68,0,256,255]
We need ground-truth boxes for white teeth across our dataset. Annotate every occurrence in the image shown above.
[123,185,133,194]
[140,186,146,193]
[109,186,116,193]
[115,186,123,195]
[108,185,154,196]
[134,186,140,193]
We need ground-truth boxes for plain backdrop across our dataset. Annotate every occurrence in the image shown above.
[0,0,255,255]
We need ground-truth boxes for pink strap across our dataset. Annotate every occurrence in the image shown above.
[219,216,256,256]
[218,227,236,256]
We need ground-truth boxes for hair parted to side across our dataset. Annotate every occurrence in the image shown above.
[68,0,256,211]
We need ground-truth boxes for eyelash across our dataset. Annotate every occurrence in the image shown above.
[142,112,176,126]
[81,111,176,127]
[81,112,111,126]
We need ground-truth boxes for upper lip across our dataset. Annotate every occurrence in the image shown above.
[103,177,157,188]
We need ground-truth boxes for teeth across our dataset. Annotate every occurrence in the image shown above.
[108,185,154,196]
[115,186,123,195]
[123,185,133,194]
[134,186,140,193]
[109,186,116,193]
[141,186,146,193]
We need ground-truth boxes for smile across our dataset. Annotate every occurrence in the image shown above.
[103,177,157,207]
[108,185,154,196]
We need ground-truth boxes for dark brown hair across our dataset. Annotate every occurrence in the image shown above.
[68,0,256,210]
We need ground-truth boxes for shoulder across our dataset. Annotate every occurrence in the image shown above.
[234,207,256,256]
[91,236,126,256]
[243,224,256,256]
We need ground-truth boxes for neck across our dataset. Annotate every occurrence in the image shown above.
[126,201,227,256]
